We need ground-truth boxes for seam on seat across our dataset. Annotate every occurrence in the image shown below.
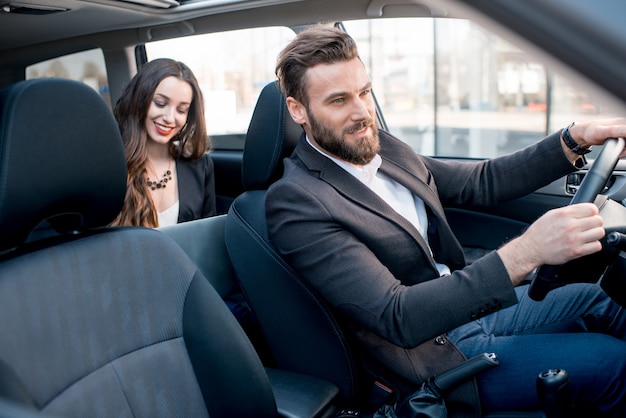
[41,336,186,409]
[265,105,286,181]
[264,112,285,181]
[109,361,134,418]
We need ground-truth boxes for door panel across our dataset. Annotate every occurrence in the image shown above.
[447,165,626,260]
[211,148,245,215]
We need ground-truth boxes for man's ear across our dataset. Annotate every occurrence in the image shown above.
[286,97,307,125]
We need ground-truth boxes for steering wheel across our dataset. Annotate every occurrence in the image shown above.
[528,137,626,301]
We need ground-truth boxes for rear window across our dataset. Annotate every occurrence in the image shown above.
[26,49,110,107]
[145,26,296,150]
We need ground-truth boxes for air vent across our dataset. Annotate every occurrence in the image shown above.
[119,0,179,8]
[0,2,68,14]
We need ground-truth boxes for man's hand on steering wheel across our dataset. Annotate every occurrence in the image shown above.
[498,203,605,287]
[526,118,626,301]
[561,118,626,164]
[524,203,605,267]
[497,118,626,299]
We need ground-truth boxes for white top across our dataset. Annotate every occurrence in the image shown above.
[306,137,451,276]
[158,200,180,227]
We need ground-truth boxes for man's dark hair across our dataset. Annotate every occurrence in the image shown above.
[275,24,360,106]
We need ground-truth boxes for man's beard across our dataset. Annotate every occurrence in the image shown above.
[308,109,380,165]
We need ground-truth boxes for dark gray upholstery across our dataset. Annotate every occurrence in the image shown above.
[159,214,239,299]
[160,214,341,418]
[0,79,126,252]
[0,78,278,417]
[241,81,303,191]
[225,81,364,408]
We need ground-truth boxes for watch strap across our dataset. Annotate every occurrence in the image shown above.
[562,122,592,155]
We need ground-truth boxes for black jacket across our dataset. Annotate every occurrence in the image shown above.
[176,153,216,223]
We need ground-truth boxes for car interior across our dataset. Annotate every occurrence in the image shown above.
[0,77,340,418]
[0,74,551,418]
[1,0,626,417]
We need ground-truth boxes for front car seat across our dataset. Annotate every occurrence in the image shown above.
[0,78,279,417]
[225,81,366,409]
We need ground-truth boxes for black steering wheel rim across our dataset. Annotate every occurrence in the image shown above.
[527,137,626,301]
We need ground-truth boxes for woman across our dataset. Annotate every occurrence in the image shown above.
[112,58,216,227]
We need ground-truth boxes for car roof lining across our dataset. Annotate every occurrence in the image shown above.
[0,0,438,70]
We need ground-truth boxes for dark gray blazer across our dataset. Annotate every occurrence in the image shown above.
[176,153,216,223]
[266,129,576,414]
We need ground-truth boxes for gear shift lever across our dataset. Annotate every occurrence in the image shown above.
[536,369,571,418]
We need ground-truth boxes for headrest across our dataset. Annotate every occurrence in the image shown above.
[242,81,303,190]
[0,78,126,252]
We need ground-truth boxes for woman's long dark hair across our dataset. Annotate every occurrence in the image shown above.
[111,58,209,227]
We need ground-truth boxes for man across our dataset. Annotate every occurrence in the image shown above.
[266,24,626,416]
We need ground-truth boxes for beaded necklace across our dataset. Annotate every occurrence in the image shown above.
[146,159,173,191]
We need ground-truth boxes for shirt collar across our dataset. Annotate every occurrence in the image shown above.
[305,135,382,186]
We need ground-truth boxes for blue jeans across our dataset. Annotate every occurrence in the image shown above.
[447,283,626,416]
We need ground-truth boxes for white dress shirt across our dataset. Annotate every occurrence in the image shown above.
[307,136,451,276]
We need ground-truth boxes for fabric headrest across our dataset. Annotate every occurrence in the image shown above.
[242,81,303,190]
[0,78,126,252]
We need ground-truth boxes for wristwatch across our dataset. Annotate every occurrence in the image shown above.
[561,122,592,155]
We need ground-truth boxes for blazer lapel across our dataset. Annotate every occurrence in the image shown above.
[377,131,446,220]
[294,131,466,271]
[295,134,434,257]
[377,132,466,269]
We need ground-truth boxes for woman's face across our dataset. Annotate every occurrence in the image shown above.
[144,76,193,145]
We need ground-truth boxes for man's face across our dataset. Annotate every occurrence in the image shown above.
[290,58,379,166]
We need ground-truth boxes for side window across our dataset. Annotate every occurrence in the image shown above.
[342,18,617,158]
[26,49,110,107]
[145,26,296,150]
